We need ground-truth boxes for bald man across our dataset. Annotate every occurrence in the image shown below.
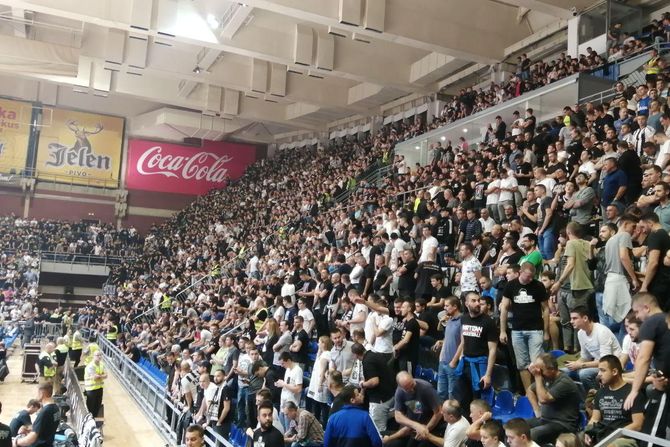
[383,371,443,447]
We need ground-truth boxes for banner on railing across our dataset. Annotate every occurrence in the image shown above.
[35,107,125,186]
[126,139,256,195]
[0,98,33,174]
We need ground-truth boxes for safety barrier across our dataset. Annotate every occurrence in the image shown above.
[97,335,234,447]
[595,427,670,447]
[29,322,64,344]
[63,360,103,447]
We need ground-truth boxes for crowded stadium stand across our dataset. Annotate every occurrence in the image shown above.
[2,2,670,447]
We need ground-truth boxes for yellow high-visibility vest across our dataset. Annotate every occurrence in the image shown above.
[39,352,56,378]
[105,325,118,341]
[71,332,83,351]
[647,56,661,75]
[160,294,172,310]
[56,344,69,355]
[84,362,105,391]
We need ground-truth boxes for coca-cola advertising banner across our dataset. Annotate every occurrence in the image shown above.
[126,139,256,195]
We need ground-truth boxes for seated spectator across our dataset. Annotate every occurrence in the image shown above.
[9,399,40,437]
[384,371,444,447]
[479,420,505,447]
[415,400,470,447]
[254,401,284,447]
[527,353,581,444]
[584,355,644,447]
[465,399,492,445]
[504,418,540,447]
[565,306,622,390]
[282,401,324,447]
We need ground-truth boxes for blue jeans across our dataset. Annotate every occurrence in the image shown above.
[595,292,623,341]
[511,330,545,369]
[237,386,248,424]
[563,367,599,391]
[539,228,556,260]
[437,361,458,401]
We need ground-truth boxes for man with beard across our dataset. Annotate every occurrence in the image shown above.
[203,369,232,439]
[456,293,497,407]
[253,401,284,447]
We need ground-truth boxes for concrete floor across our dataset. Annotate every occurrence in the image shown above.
[0,348,167,447]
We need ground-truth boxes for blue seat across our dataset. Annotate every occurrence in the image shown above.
[550,350,566,358]
[513,396,534,419]
[579,411,588,429]
[497,396,535,423]
[414,365,423,378]
[492,390,514,418]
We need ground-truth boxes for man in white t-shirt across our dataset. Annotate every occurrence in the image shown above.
[194,373,218,424]
[498,169,518,223]
[485,170,501,222]
[415,399,470,447]
[276,352,303,407]
[297,299,315,335]
[565,306,622,391]
[418,226,438,264]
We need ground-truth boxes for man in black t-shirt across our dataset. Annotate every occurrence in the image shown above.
[289,316,310,367]
[500,263,549,392]
[253,402,284,447]
[9,399,40,437]
[394,301,420,374]
[353,343,395,432]
[396,250,418,299]
[586,355,644,446]
[625,293,670,438]
[639,213,670,307]
[14,383,59,447]
[459,292,498,406]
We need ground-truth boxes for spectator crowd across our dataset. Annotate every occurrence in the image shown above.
[3,13,670,447]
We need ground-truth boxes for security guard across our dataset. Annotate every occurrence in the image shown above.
[646,48,661,84]
[105,320,118,343]
[160,293,172,312]
[37,343,57,392]
[84,350,107,418]
[68,329,83,367]
[53,337,69,396]
[82,337,100,366]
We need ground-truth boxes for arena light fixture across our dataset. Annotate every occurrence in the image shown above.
[414,145,420,150]
[206,14,220,29]
[463,128,468,133]
[193,66,202,74]
[440,136,446,141]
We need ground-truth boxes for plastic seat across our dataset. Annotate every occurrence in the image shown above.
[513,396,534,419]
[492,390,515,418]
[414,365,423,378]
[579,411,587,429]
[550,350,566,358]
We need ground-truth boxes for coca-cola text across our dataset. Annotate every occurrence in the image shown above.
[136,145,233,183]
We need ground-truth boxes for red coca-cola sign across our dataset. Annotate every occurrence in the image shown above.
[126,139,256,194]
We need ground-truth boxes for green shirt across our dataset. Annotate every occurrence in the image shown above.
[520,250,543,277]
[564,239,593,291]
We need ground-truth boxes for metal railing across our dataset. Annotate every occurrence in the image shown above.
[578,41,670,104]
[63,359,103,447]
[97,335,234,447]
[595,427,670,447]
[40,252,135,267]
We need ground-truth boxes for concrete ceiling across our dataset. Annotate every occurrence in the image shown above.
[0,0,597,142]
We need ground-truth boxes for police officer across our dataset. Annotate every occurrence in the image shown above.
[84,351,107,418]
